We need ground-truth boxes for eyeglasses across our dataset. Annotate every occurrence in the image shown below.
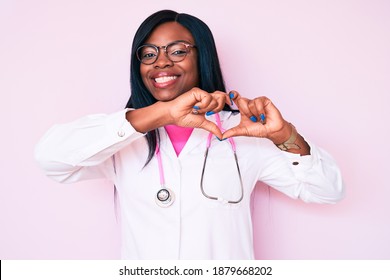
[136,40,196,65]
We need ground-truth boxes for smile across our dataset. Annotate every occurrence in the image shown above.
[154,76,178,84]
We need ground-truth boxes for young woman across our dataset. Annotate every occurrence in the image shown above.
[35,10,344,259]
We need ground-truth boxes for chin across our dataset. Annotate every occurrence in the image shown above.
[157,96,176,102]
[152,90,183,102]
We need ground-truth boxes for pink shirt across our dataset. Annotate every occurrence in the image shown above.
[164,125,194,156]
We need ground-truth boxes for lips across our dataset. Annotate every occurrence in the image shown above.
[154,76,177,84]
[150,72,180,88]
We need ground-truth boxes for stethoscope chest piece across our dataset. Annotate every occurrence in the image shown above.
[155,188,175,207]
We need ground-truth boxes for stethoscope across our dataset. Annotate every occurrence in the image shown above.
[155,113,244,208]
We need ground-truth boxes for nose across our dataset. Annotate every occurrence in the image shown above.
[154,49,173,68]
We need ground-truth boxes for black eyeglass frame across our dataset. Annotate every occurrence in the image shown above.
[136,40,197,65]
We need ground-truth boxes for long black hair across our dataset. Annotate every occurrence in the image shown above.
[126,10,230,165]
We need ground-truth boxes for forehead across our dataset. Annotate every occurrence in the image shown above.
[145,22,195,45]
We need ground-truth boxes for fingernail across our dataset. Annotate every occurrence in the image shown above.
[229,91,234,105]
[250,115,257,122]
[206,111,215,116]
[260,113,266,123]
[193,106,200,110]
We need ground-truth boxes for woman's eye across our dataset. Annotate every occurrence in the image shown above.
[170,49,187,56]
[142,52,157,59]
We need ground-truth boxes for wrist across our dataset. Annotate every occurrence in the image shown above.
[156,101,174,125]
[268,121,291,144]
[126,101,172,133]
[274,123,301,151]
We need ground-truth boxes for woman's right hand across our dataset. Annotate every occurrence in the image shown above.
[167,87,229,138]
[126,87,229,139]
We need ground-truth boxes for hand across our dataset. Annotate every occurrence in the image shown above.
[222,91,291,144]
[168,87,230,139]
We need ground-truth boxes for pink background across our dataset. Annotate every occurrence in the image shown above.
[1,0,389,259]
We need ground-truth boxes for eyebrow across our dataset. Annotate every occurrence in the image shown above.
[143,39,194,46]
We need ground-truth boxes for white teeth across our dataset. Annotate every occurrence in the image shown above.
[154,76,177,83]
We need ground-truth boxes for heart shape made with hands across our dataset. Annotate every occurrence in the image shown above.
[170,88,288,142]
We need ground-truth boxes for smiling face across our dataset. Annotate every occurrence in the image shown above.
[140,22,199,101]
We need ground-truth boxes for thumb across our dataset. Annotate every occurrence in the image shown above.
[222,126,248,139]
[198,119,223,139]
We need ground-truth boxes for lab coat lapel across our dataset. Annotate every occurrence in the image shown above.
[158,127,206,162]
[159,128,179,160]
[177,127,209,158]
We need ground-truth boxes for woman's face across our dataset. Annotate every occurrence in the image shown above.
[140,22,199,101]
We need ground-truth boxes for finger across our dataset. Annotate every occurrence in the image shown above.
[202,98,218,114]
[197,119,223,139]
[246,99,260,122]
[259,97,274,124]
[191,94,213,115]
[204,92,227,115]
[174,88,208,115]
[260,97,284,125]
[228,91,257,123]
[222,125,249,139]
[194,91,227,116]
[248,97,267,124]
[228,90,243,107]
[191,88,228,115]
[228,90,252,118]
[226,91,233,106]
[233,96,253,121]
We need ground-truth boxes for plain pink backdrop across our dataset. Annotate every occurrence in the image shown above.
[1,0,389,259]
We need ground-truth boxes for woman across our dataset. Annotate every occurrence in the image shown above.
[35,10,344,259]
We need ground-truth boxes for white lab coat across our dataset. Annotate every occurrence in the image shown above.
[35,109,344,259]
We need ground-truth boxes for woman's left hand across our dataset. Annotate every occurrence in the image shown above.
[222,91,291,144]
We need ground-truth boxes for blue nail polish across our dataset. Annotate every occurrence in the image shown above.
[193,106,200,110]
[260,113,266,123]
[206,111,215,116]
[229,92,234,105]
[250,115,257,122]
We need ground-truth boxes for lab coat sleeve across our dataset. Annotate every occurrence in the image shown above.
[34,109,145,183]
[257,140,345,204]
